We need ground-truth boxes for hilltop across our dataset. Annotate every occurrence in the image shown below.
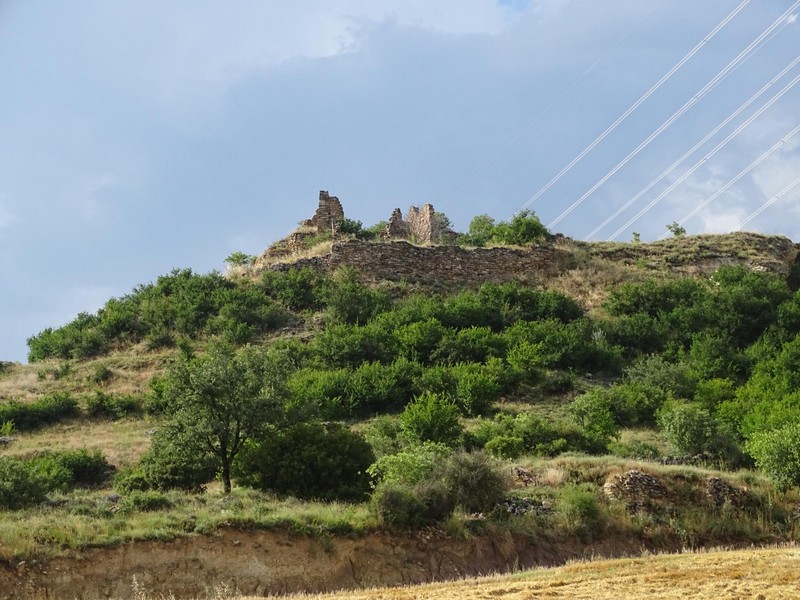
[3,192,800,598]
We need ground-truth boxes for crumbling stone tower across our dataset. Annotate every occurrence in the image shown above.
[385,204,440,244]
[310,191,345,235]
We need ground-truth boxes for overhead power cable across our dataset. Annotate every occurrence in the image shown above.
[445,2,665,207]
[514,0,751,214]
[582,56,800,241]
[734,174,800,231]
[650,123,800,241]
[547,0,800,230]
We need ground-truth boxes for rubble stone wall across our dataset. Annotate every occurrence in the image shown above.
[268,239,574,287]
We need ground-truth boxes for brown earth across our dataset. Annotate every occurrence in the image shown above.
[0,528,677,599]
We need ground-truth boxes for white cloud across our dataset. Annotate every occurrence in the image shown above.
[73,0,517,112]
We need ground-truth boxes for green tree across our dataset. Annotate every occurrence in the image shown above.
[666,221,686,238]
[746,422,800,491]
[224,251,255,268]
[657,402,719,456]
[162,342,287,493]
[492,210,549,246]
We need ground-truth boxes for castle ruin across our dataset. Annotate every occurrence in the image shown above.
[306,191,345,235]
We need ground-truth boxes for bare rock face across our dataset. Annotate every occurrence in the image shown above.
[311,190,344,235]
[603,470,668,512]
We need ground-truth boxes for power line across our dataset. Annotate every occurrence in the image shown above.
[513,0,751,214]
[734,174,800,231]
[651,123,800,241]
[548,0,800,230]
[583,56,800,241]
[444,2,665,208]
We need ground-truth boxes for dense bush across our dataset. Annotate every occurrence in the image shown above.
[233,422,374,501]
[125,426,217,492]
[85,392,143,419]
[27,269,289,361]
[746,422,800,491]
[367,442,452,487]
[0,449,111,510]
[0,457,52,510]
[458,211,548,247]
[438,450,507,513]
[41,449,113,487]
[556,485,605,536]
[473,412,606,458]
[657,402,724,457]
[260,267,330,312]
[0,393,79,431]
[400,392,463,446]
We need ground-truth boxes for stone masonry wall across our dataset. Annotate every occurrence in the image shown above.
[311,191,345,235]
[406,204,439,245]
[269,239,575,287]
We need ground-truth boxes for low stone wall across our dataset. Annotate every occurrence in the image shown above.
[330,240,575,286]
[264,240,575,287]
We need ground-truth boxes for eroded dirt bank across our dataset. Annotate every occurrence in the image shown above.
[0,528,670,599]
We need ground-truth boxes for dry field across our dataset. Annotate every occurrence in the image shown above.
[273,546,800,600]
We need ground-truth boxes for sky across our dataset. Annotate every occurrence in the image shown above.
[1,1,799,363]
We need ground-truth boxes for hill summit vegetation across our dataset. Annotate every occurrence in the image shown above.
[3,208,800,594]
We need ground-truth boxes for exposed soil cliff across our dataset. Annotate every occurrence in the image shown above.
[0,528,679,599]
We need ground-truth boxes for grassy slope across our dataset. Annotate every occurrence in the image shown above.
[0,232,798,564]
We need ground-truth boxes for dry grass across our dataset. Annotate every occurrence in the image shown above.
[0,349,174,402]
[1,416,157,468]
[261,239,333,266]
[271,546,800,599]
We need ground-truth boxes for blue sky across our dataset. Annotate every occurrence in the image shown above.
[1,1,798,362]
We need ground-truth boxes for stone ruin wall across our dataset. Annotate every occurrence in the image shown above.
[309,191,344,235]
[269,239,575,287]
[384,203,441,244]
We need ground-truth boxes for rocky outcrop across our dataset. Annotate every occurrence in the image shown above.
[603,470,668,512]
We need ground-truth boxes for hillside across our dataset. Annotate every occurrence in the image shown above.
[3,200,800,597]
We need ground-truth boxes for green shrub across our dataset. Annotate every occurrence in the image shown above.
[138,426,217,492]
[85,392,143,420]
[569,392,620,445]
[434,326,506,365]
[556,485,605,535]
[438,450,507,513]
[395,319,447,364]
[371,483,427,528]
[47,449,112,487]
[233,423,375,501]
[322,268,390,325]
[400,392,463,446]
[484,435,524,459]
[367,442,452,487]
[657,402,720,456]
[0,393,79,431]
[0,457,51,509]
[88,363,114,384]
[746,422,800,491]
[122,490,172,512]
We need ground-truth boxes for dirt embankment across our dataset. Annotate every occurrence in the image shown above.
[0,528,670,599]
